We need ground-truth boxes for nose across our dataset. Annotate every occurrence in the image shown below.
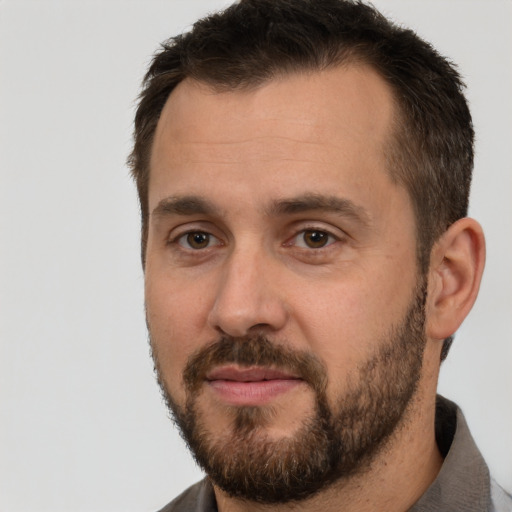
[207,245,289,338]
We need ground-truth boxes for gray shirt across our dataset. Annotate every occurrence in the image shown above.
[158,396,511,511]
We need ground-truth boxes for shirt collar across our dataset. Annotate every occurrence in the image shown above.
[409,395,492,511]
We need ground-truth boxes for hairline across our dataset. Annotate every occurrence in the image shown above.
[140,61,427,272]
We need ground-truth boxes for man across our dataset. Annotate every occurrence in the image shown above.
[129,0,511,510]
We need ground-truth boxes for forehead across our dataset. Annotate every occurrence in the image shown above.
[153,65,395,152]
[149,65,400,215]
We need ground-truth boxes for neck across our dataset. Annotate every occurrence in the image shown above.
[214,384,442,512]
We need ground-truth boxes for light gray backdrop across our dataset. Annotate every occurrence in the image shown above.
[1,1,510,511]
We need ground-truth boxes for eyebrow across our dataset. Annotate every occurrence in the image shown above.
[152,195,219,219]
[151,193,371,227]
[266,194,371,226]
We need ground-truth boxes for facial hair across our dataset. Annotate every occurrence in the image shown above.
[150,281,427,504]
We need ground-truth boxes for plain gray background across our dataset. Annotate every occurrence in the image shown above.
[1,1,511,510]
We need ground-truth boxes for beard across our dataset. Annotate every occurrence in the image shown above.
[150,280,427,505]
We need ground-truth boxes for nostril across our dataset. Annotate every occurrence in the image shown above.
[251,323,271,331]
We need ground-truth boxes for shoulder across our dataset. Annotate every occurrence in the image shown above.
[157,479,216,512]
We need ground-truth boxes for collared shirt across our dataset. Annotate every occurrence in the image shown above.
[158,396,512,511]
[409,397,511,511]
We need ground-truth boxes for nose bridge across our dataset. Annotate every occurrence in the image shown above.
[208,240,287,337]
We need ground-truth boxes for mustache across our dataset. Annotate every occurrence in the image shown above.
[183,335,328,395]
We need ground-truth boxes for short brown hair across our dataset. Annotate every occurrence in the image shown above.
[129,0,474,359]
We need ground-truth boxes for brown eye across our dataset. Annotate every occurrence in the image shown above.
[180,232,213,249]
[301,230,331,248]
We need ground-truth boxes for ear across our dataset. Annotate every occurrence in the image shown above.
[425,217,486,341]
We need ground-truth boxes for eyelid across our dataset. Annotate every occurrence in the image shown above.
[167,221,225,247]
[284,222,347,247]
[294,230,337,249]
[178,231,222,250]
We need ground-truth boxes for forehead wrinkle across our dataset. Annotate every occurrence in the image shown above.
[167,137,333,167]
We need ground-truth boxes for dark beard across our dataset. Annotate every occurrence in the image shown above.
[151,282,427,504]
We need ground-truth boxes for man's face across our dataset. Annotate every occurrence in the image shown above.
[145,67,426,502]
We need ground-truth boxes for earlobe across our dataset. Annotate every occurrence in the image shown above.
[425,218,486,341]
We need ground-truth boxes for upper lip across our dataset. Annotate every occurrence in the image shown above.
[206,366,301,382]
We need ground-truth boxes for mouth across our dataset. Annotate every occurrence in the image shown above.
[205,365,304,406]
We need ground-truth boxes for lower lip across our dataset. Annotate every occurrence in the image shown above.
[207,379,303,406]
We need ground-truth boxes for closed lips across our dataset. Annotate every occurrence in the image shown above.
[206,366,302,382]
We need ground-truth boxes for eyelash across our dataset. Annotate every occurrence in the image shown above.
[286,228,340,250]
[173,231,223,250]
[168,226,343,253]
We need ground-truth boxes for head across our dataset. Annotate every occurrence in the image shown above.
[130,0,484,505]
[129,0,474,361]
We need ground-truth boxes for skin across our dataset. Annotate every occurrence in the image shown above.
[144,65,485,512]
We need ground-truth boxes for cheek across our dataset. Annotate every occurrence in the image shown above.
[291,264,417,379]
[293,289,371,378]
[145,271,214,398]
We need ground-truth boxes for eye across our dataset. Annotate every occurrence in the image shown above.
[176,231,221,250]
[293,229,337,249]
